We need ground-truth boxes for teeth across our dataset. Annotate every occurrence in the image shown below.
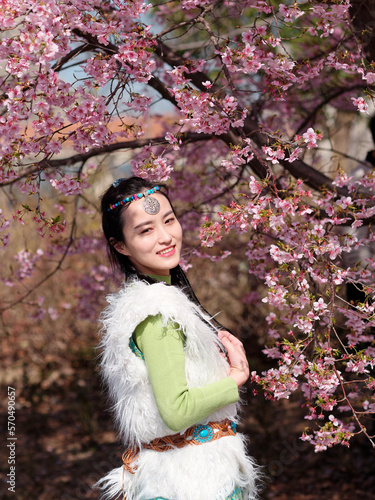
[159,247,173,255]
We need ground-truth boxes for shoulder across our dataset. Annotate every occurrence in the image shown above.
[99,278,223,366]
[101,278,201,333]
[117,278,192,310]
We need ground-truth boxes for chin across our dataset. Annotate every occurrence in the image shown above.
[170,255,181,270]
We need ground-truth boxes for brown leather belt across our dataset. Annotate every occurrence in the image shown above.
[122,419,237,474]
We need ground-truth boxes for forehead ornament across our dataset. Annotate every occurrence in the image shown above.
[108,186,161,212]
[142,196,160,215]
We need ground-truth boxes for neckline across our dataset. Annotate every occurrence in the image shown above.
[148,274,171,285]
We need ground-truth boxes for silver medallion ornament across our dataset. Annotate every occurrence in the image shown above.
[142,196,160,215]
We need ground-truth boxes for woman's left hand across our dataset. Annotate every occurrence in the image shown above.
[217,330,249,387]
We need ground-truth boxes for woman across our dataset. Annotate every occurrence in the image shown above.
[96,177,259,500]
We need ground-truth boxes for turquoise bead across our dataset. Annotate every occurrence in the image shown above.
[199,429,209,438]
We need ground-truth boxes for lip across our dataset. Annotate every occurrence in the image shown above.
[157,245,176,257]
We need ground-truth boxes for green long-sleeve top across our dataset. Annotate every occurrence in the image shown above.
[132,275,239,432]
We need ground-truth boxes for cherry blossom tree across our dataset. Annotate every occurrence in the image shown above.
[1,0,375,451]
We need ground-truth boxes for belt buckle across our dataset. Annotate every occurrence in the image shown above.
[193,424,214,443]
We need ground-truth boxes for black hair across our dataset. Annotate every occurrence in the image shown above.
[100,176,230,336]
[171,265,231,336]
[370,115,375,144]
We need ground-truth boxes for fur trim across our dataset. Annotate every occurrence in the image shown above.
[96,279,260,500]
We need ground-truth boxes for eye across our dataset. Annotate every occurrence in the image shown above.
[141,227,152,234]
[165,217,175,224]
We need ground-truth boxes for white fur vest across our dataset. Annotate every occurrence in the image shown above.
[96,279,259,500]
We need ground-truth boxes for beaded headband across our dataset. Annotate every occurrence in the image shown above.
[108,185,161,214]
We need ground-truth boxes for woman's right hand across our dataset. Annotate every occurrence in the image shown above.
[217,330,249,387]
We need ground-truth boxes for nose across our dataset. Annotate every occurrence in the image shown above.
[156,224,172,244]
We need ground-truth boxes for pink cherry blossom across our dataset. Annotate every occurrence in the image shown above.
[50,175,88,196]
[302,127,323,149]
[351,97,368,113]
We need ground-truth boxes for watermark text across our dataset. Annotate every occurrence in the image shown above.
[7,386,16,493]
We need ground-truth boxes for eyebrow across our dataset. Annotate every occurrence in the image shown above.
[133,209,174,231]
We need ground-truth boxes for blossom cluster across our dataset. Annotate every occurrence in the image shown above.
[0,0,153,172]
[50,175,88,197]
[201,170,375,450]
[199,217,223,248]
[0,210,10,250]
[171,88,239,135]
[222,140,254,171]
[14,248,44,281]
[132,155,174,182]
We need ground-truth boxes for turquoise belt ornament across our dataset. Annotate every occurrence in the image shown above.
[194,424,214,443]
[192,421,236,443]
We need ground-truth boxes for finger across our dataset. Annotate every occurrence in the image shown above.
[218,335,232,352]
[217,330,230,340]
[219,332,244,349]
[218,330,235,341]
[219,335,241,355]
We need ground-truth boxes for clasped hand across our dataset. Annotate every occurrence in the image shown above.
[217,330,249,387]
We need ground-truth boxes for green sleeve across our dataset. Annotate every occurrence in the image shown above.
[133,314,239,432]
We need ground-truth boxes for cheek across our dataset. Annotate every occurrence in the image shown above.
[175,222,183,241]
[130,239,151,256]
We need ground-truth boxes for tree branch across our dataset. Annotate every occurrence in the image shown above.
[153,38,350,195]
[44,25,362,197]
[0,133,213,186]
[52,43,96,72]
[0,204,78,313]
[294,83,367,136]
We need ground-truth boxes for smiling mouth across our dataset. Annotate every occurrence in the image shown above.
[157,246,175,256]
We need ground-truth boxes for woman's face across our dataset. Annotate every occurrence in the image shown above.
[115,192,183,276]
